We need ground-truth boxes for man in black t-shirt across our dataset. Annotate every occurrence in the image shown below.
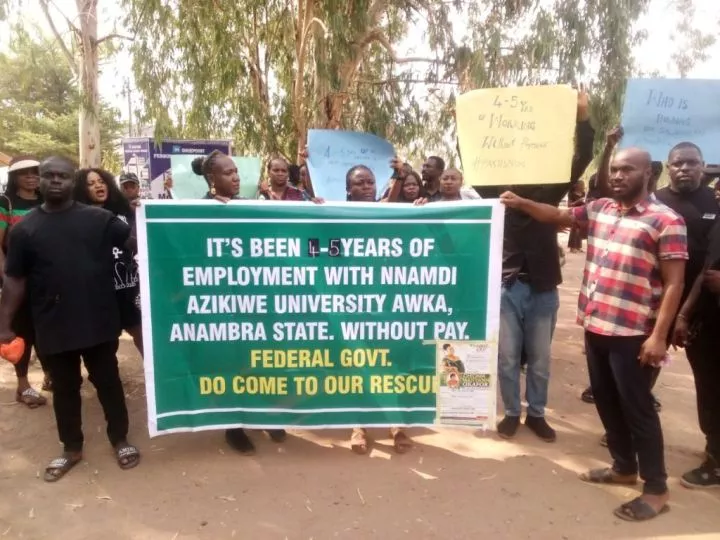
[421,156,445,201]
[674,220,720,488]
[655,143,718,305]
[657,143,720,489]
[0,156,141,482]
[473,90,595,443]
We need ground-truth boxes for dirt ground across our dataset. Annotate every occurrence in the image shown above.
[1,247,719,540]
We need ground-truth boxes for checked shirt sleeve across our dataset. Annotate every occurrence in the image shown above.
[569,198,604,227]
[657,216,689,261]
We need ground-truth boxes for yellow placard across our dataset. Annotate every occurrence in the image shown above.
[456,85,577,186]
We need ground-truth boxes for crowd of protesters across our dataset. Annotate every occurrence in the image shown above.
[1,86,720,523]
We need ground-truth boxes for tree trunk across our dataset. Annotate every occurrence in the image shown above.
[321,0,387,129]
[76,0,101,167]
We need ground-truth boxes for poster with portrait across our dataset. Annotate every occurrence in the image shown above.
[435,341,497,429]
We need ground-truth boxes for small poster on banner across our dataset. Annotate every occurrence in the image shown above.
[435,341,497,429]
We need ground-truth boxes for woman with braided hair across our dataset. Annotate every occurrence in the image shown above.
[191,151,287,455]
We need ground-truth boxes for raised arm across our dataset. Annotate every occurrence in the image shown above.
[569,88,594,186]
[595,126,624,199]
[531,88,595,205]
[383,157,405,203]
[500,191,574,228]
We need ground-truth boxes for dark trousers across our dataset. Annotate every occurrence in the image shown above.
[585,331,667,495]
[567,225,583,250]
[44,340,128,453]
[686,325,720,459]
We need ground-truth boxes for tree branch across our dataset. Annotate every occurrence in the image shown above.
[365,29,445,64]
[357,78,460,86]
[304,17,328,39]
[48,0,81,34]
[96,33,135,45]
[367,0,388,23]
[39,0,78,75]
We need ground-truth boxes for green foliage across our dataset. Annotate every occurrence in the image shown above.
[669,0,717,77]
[124,0,456,159]
[0,24,123,168]
[125,0,654,162]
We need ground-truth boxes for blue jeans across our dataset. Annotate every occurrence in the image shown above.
[498,281,559,418]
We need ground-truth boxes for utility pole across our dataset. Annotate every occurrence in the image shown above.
[122,78,133,136]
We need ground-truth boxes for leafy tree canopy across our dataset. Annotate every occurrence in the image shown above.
[0,24,123,167]
[126,0,653,163]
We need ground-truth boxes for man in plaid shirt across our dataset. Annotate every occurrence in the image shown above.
[500,147,687,522]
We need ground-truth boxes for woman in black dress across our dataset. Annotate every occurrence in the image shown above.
[74,168,143,355]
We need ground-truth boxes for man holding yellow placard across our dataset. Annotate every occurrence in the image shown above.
[457,85,580,187]
[461,86,594,442]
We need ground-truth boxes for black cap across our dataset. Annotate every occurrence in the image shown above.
[120,172,139,185]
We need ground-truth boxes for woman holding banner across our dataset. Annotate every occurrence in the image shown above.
[259,157,308,201]
[436,168,481,202]
[192,151,288,455]
[298,163,315,198]
[382,170,425,203]
[346,164,420,454]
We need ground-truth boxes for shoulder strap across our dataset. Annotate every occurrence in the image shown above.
[1,194,12,252]
[2,194,12,215]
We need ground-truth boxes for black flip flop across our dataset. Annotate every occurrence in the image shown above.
[115,443,141,470]
[581,387,595,404]
[614,497,670,522]
[266,429,287,443]
[579,467,638,485]
[44,456,82,482]
[225,428,256,455]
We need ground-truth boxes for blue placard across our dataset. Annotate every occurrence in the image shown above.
[307,130,395,201]
[620,78,720,162]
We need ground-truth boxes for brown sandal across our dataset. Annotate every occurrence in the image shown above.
[16,388,47,409]
[115,442,141,470]
[613,497,670,521]
[350,429,369,455]
[44,454,82,482]
[391,429,413,454]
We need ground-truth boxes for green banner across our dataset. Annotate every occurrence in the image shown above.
[137,201,504,436]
